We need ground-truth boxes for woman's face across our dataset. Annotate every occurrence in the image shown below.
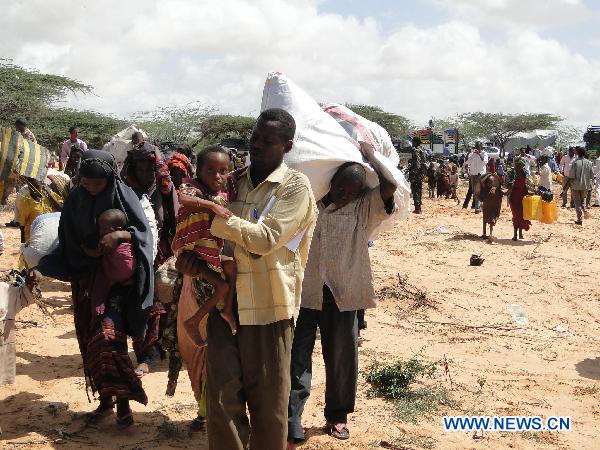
[133,160,155,189]
[80,177,108,196]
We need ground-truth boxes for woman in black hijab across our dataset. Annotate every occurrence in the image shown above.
[37,149,154,429]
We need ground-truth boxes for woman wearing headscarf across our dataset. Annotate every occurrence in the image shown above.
[507,158,533,241]
[167,152,193,190]
[36,149,154,429]
[122,141,178,373]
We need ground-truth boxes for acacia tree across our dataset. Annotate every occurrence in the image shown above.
[134,101,215,144]
[0,61,91,124]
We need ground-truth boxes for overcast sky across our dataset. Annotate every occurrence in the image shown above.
[2,0,599,128]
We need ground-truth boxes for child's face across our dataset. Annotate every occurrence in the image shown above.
[170,167,185,189]
[98,215,118,237]
[198,152,230,193]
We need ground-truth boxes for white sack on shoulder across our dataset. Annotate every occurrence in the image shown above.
[260,72,411,234]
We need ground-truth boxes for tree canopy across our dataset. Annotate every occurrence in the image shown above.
[439,112,562,151]
[0,61,91,124]
[346,104,412,140]
[133,101,215,145]
[198,114,255,147]
[0,62,126,151]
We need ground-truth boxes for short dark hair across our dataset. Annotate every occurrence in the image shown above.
[258,108,296,141]
[69,126,79,133]
[98,208,127,228]
[576,147,586,158]
[412,136,421,147]
[196,145,229,171]
[15,118,27,126]
[332,162,366,185]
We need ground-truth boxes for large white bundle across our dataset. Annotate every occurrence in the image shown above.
[21,212,61,268]
[260,72,410,231]
[102,125,147,171]
[321,103,399,167]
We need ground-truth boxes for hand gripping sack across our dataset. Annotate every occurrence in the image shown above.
[260,73,410,235]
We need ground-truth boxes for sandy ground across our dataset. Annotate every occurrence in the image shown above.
[1,180,599,450]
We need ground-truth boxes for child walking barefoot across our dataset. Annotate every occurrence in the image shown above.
[172,146,238,346]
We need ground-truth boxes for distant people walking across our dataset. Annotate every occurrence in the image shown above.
[60,126,88,169]
[569,147,594,225]
[559,147,577,208]
[465,142,488,214]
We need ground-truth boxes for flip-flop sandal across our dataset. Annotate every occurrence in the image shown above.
[116,412,134,430]
[134,363,149,378]
[325,422,350,440]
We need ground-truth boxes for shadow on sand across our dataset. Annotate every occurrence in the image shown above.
[0,391,207,449]
[575,357,600,381]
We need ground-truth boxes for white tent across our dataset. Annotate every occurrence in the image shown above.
[505,130,558,153]
[102,125,147,170]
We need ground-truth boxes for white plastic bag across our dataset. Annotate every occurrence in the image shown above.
[260,72,411,234]
[21,212,61,268]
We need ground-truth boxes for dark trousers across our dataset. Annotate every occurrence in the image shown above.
[288,286,358,441]
[206,310,292,450]
[463,177,473,208]
[410,180,423,212]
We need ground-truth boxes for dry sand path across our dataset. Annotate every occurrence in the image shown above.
[1,182,599,449]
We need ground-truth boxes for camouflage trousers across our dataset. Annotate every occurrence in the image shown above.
[411,180,423,212]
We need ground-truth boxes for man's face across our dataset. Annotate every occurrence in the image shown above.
[70,152,81,165]
[569,148,575,157]
[133,160,155,189]
[249,120,291,174]
[70,129,79,141]
[132,135,144,147]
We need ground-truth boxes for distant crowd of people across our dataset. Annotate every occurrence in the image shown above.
[406,137,600,236]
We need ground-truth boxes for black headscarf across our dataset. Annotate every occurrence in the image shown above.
[38,149,155,336]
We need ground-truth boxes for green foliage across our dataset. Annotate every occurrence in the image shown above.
[366,356,437,400]
[346,104,412,140]
[365,355,459,423]
[34,108,126,152]
[198,114,256,147]
[0,61,91,124]
[133,101,215,145]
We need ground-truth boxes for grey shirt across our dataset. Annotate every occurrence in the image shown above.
[569,157,594,191]
[301,188,394,312]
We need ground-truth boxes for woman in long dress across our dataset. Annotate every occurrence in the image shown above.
[508,158,532,241]
[37,149,155,428]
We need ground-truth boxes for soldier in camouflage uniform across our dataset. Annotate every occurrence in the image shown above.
[408,136,428,214]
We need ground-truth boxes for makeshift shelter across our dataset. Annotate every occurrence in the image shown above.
[505,130,558,153]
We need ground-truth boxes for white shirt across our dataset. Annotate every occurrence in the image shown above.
[466,151,488,176]
[559,154,576,175]
[539,163,552,190]
[60,138,88,164]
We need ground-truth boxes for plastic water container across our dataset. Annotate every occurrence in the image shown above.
[541,200,558,224]
[522,195,542,221]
